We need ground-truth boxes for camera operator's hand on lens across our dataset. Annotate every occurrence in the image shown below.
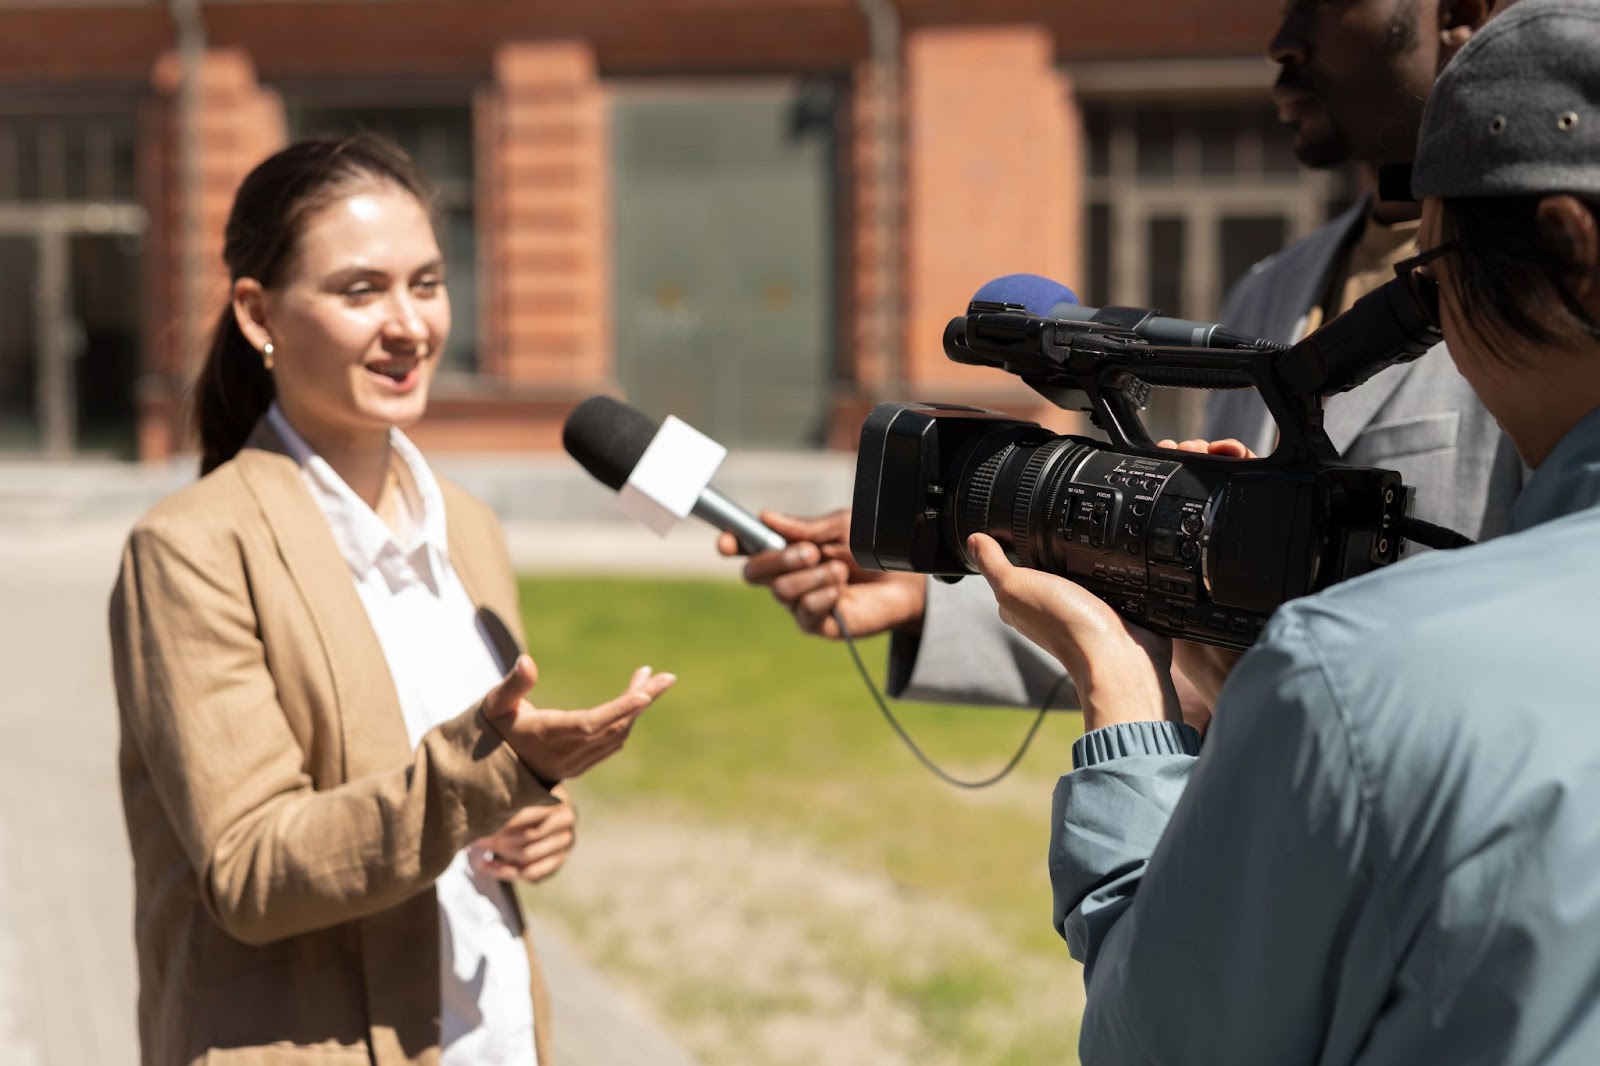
[469,783,577,884]
[967,533,1179,732]
[718,509,927,639]
[482,657,675,783]
[1155,437,1255,733]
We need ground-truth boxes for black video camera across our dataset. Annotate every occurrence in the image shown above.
[849,273,1447,650]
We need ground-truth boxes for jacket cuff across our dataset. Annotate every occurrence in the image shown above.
[432,704,552,822]
[1072,721,1201,769]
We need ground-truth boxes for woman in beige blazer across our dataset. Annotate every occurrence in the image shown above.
[109,135,674,1066]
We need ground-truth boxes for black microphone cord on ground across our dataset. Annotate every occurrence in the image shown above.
[832,607,1073,789]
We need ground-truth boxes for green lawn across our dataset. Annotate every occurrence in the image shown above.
[518,575,1090,1064]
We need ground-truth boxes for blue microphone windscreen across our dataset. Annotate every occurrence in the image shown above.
[970,273,1079,316]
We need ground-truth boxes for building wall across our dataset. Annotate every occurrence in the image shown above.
[0,0,1286,460]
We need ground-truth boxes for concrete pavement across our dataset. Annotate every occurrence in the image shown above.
[0,448,848,1064]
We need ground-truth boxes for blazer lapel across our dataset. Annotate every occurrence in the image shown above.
[1313,198,1428,455]
[233,421,412,782]
[1321,344,1438,455]
[1252,197,1420,457]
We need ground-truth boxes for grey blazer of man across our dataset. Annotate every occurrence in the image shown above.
[886,200,1525,707]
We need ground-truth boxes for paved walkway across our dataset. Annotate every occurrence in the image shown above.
[0,458,767,1064]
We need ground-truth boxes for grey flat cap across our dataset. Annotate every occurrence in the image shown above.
[1413,0,1600,199]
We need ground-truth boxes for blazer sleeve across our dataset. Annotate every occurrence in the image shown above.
[885,576,1077,709]
[110,519,550,946]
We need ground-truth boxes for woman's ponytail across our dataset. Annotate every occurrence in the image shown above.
[193,306,275,476]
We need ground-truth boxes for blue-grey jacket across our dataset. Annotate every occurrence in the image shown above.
[1054,407,1600,1065]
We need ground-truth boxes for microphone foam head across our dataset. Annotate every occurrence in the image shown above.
[562,395,660,491]
[970,273,1080,316]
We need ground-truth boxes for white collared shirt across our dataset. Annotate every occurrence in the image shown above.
[266,404,536,1066]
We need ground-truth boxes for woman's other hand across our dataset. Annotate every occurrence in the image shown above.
[469,784,577,883]
[483,658,675,783]
[966,533,1178,732]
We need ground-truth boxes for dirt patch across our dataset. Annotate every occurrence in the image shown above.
[529,803,1083,1066]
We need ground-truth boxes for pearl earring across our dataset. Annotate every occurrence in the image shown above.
[262,341,275,371]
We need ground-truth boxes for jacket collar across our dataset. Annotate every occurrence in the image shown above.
[1512,406,1600,533]
[1308,197,1431,455]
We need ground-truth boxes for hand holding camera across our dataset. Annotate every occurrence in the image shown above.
[966,531,1181,733]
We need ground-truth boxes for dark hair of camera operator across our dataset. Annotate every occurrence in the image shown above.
[969,2,1600,1061]
[110,134,675,1065]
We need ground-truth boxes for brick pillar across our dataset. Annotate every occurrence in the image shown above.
[482,41,609,394]
[901,26,1082,418]
[828,61,894,448]
[141,49,284,462]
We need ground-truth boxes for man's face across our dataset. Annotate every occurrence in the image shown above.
[1270,0,1442,169]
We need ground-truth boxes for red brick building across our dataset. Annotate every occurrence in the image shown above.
[0,0,1338,461]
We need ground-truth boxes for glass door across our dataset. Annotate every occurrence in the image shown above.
[0,236,39,450]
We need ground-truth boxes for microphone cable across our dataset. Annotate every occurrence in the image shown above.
[832,607,1073,789]
[1396,516,1475,551]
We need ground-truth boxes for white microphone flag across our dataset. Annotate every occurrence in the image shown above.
[616,415,728,537]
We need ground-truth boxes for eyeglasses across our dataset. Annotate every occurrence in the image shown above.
[1393,241,1457,280]
[1392,241,1457,326]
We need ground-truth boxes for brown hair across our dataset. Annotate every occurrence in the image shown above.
[192,133,434,475]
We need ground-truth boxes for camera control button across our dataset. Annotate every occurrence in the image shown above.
[1131,501,1150,517]
[1180,514,1203,536]
[1179,540,1199,562]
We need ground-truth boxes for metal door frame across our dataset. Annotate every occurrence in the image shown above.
[0,202,145,456]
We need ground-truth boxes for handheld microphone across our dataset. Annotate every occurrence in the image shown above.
[971,273,1280,351]
[562,395,787,555]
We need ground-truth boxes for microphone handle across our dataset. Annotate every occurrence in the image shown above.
[692,486,787,554]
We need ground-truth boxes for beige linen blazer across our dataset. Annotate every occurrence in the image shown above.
[110,421,555,1066]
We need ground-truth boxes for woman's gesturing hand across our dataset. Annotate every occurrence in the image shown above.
[966,533,1179,732]
[469,784,578,883]
[482,657,675,784]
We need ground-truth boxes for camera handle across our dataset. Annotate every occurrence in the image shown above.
[1070,353,1340,468]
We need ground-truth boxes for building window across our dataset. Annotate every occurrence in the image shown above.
[0,113,137,203]
[610,81,838,448]
[0,107,143,455]
[1079,97,1353,437]
[286,104,478,374]
[1081,100,1348,316]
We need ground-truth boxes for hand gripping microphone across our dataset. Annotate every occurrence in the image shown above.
[971,273,1280,351]
[562,395,787,554]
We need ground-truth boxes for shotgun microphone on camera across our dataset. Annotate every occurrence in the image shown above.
[972,273,1281,351]
[562,395,787,554]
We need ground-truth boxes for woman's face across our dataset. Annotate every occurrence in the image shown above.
[246,182,449,445]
